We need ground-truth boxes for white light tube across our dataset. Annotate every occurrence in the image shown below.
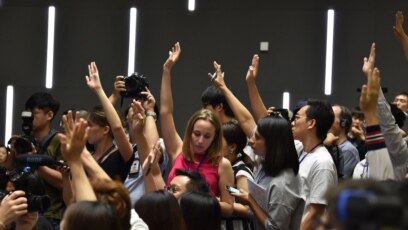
[46,6,55,89]
[128,7,137,75]
[5,86,14,145]
[188,0,195,12]
[282,92,290,109]
[324,9,335,95]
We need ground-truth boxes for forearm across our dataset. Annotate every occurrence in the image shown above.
[218,84,256,138]
[399,33,408,61]
[144,116,160,154]
[62,174,74,205]
[38,166,63,190]
[246,79,268,121]
[68,162,97,201]
[233,203,250,217]
[160,68,174,115]
[143,164,165,192]
[81,151,111,180]
[301,204,325,230]
[108,92,120,105]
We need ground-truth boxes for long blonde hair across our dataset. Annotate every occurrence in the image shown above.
[182,109,222,165]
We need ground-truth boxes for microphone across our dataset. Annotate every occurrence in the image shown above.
[15,154,63,167]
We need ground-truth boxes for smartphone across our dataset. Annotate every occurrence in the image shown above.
[225,185,241,194]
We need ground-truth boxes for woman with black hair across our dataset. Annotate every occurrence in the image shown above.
[135,190,186,230]
[212,61,305,230]
[180,191,221,230]
[222,121,254,191]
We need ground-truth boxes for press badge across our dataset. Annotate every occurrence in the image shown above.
[129,157,140,176]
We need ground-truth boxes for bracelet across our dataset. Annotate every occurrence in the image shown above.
[145,111,157,120]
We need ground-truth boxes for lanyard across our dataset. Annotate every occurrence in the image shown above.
[299,142,322,164]
[95,144,116,164]
[186,154,207,171]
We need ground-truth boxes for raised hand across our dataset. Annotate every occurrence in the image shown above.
[128,100,146,134]
[163,42,181,70]
[140,87,156,112]
[362,43,376,76]
[360,68,381,123]
[142,141,162,176]
[394,11,406,39]
[209,61,226,88]
[245,54,260,83]
[85,62,103,92]
[59,118,89,164]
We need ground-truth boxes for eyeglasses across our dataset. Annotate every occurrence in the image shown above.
[165,184,181,194]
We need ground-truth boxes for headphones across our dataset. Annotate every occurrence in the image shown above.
[340,118,350,129]
[339,106,352,130]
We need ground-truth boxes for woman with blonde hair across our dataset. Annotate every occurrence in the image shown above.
[160,42,234,216]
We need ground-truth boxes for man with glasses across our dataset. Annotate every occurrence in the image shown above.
[291,99,337,230]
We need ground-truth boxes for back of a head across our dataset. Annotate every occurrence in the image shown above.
[201,85,234,117]
[257,115,299,176]
[91,179,131,230]
[180,191,221,230]
[135,190,186,230]
[25,92,60,119]
[222,121,247,154]
[306,99,334,141]
[63,201,121,230]
[336,105,353,135]
[175,169,211,194]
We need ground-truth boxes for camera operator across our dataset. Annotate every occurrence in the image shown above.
[24,92,63,229]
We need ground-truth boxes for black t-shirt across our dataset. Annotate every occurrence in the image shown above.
[99,150,133,181]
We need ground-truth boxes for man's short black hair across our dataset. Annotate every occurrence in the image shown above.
[175,169,211,194]
[201,85,234,118]
[305,99,334,141]
[395,91,408,98]
[25,92,60,120]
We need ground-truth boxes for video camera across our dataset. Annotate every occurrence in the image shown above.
[13,111,35,155]
[3,111,63,212]
[119,72,149,106]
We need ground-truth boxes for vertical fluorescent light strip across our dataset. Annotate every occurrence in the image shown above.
[324,9,335,95]
[128,7,137,75]
[282,92,290,109]
[188,0,195,12]
[46,6,55,89]
[5,86,14,145]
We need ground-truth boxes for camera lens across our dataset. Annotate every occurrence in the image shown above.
[27,194,50,212]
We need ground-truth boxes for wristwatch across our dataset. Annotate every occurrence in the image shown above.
[145,111,157,120]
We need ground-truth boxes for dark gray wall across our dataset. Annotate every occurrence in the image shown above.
[1,0,408,143]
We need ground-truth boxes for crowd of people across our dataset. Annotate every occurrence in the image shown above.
[0,10,408,230]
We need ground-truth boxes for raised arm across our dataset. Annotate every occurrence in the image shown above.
[128,100,151,165]
[86,62,133,162]
[245,54,269,121]
[394,11,408,61]
[211,61,257,138]
[141,141,166,192]
[160,42,183,163]
[59,118,97,202]
[141,88,160,149]
[360,67,395,180]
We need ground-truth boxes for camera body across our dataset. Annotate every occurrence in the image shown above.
[7,166,50,212]
[120,72,149,100]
